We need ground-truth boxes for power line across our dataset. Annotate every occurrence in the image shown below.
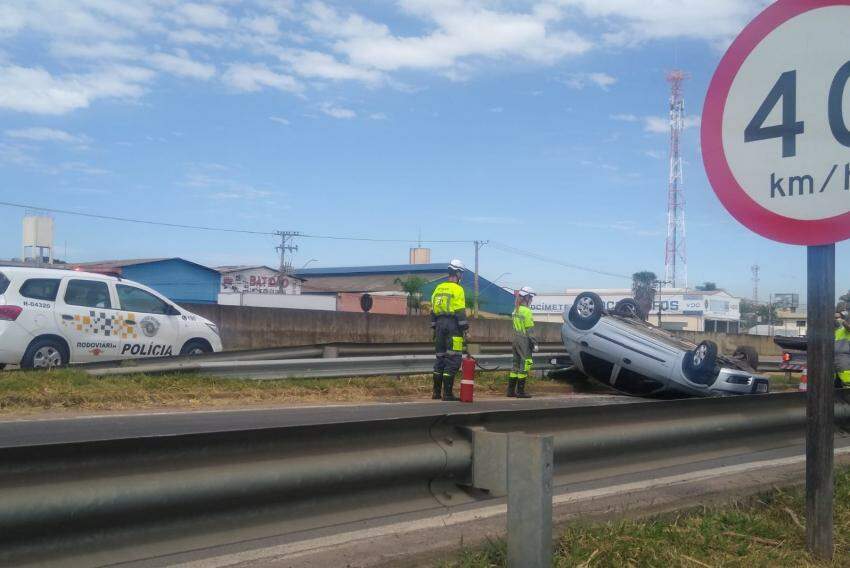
[0,201,474,244]
[488,241,631,280]
[0,201,274,235]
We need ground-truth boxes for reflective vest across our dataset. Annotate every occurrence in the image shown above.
[431,281,466,316]
[836,327,850,384]
[513,305,534,336]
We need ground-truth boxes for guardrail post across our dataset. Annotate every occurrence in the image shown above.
[507,433,553,568]
[322,345,339,358]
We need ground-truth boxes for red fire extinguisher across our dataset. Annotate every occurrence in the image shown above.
[460,354,476,403]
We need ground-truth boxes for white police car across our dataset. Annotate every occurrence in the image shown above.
[0,267,222,369]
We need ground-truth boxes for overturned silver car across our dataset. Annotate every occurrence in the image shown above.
[561,292,769,397]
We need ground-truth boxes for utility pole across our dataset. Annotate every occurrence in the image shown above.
[473,240,488,318]
[275,231,300,294]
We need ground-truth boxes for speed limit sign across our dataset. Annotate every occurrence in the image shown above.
[702,0,850,245]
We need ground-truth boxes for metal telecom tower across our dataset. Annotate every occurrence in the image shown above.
[664,70,688,289]
[751,264,760,304]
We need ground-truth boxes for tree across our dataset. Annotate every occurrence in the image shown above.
[740,299,778,330]
[696,281,717,291]
[631,271,657,321]
[837,290,850,313]
[394,276,428,315]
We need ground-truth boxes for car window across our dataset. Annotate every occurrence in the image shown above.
[0,273,8,295]
[65,279,112,309]
[117,284,170,315]
[20,278,61,301]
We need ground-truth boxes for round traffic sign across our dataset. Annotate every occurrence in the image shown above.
[703,0,850,245]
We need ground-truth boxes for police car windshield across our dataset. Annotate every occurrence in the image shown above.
[0,273,9,296]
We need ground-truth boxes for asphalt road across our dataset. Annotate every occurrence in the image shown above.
[0,394,638,448]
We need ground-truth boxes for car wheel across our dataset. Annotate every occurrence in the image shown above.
[613,298,642,319]
[180,340,212,356]
[683,340,718,379]
[568,292,605,330]
[22,338,67,369]
[733,345,759,370]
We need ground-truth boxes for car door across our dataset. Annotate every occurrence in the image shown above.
[55,278,122,363]
[115,283,182,359]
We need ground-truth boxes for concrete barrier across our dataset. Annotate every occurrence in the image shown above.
[180,303,564,350]
[181,303,779,355]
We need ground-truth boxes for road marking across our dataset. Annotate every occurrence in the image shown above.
[173,446,850,567]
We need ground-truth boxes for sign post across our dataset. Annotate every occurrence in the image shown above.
[702,1,850,558]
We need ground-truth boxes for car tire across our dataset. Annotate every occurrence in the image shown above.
[180,339,212,356]
[683,340,718,379]
[21,337,68,369]
[613,298,642,319]
[733,345,759,370]
[568,292,605,330]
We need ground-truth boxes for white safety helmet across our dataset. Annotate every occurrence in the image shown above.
[518,286,536,298]
[447,259,466,275]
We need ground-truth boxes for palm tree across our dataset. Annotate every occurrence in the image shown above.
[632,271,657,321]
[394,276,428,315]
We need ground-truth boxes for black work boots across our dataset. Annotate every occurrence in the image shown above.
[432,373,442,400]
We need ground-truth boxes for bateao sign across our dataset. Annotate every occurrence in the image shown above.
[220,267,300,295]
[703,0,850,245]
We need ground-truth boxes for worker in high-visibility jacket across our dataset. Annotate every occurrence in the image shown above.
[836,311,850,387]
[508,286,538,398]
[430,259,468,401]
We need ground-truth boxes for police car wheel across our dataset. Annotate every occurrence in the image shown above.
[180,340,211,356]
[22,338,68,369]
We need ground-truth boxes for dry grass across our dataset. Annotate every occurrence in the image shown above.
[443,468,850,567]
[0,368,572,415]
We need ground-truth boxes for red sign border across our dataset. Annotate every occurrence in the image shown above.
[702,0,850,245]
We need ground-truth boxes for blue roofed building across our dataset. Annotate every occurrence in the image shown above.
[73,258,221,304]
[296,263,515,316]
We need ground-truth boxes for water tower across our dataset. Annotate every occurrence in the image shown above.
[22,213,54,264]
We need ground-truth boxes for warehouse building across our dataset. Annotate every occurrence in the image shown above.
[73,258,221,304]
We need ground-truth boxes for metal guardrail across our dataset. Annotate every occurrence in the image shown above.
[79,341,568,369]
[85,352,569,379]
[1,391,848,566]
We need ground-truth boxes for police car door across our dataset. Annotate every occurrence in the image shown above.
[56,278,122,362]
[115,283,181,359]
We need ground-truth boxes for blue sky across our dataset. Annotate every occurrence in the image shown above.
[0,0,834,300]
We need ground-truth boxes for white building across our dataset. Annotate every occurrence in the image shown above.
[531,288,742,333]
[216,265,338,310]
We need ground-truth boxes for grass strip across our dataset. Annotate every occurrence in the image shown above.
[443,468,850,567]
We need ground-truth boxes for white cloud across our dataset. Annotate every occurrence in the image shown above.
[644,149,665,159]
[0,65,153,115]
[307,1,591,73]
[278,50,384,84]
[644,115,701,133]
[269,116,290,125]
[242,15,280,37]
[167,28,223,47]
[490,107,504,113]
[5,127,86,144]
[559,0,766,46]
[148,51,216,80]
[610,113,638,122]
[175,3,230,29]
[222,63,302,93]
[369,112,387,120]
[563,72,616,90]
[319,102,356,119]
[50,41,146,61]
